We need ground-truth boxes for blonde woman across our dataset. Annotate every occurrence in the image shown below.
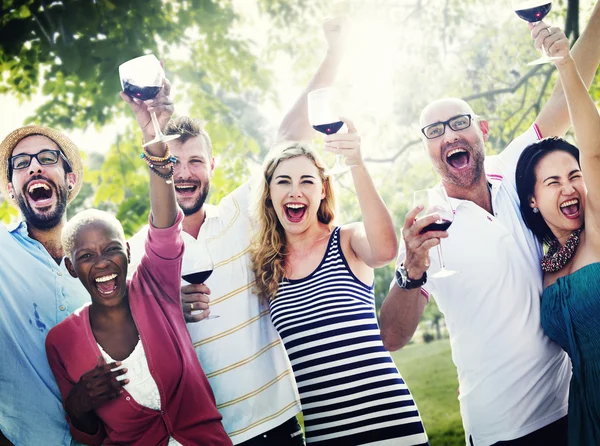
[250,120,428,445]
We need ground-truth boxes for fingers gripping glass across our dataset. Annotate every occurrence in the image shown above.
[307,87,350,175]
[118,54,180,147]
[511,0,562,66]
[421,114,472,140]
[9,149,70,171]
[413,187,458,278]
[181,239,219,320]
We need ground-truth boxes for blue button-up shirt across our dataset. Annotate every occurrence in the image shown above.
[0,221,89,445]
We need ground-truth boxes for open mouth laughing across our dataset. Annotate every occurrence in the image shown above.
[560,198,580,219]
[174,182,200,197]
[26,180,54,207]
[284,203,307,223]
[94,273,119,296]
[445,148,470,170]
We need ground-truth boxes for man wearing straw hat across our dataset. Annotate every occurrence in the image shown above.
[0,125,86,446]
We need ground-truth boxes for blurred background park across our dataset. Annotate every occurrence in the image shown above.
[1,0,599,444]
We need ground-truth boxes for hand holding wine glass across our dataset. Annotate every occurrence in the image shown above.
[308,87,350,174]
[323,117,362,169]
[512,0,562,65]
[119,54,179,146]
[400,204,449,285]
[529,22,571,67]
[181,240,219,320]
[412,187,457,278]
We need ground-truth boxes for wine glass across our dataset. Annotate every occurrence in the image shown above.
[181,239,219,320]
[413,187,458,278]
[119,54,180,147]
[512,0,562,66]
[307,87,351,175]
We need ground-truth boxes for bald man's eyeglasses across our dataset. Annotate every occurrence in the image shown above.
[421,114,472,140]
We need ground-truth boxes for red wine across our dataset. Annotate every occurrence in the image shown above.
[514,3,551,22]
[123,81,161,101]
[313,121,344,135]
[420,219,452,234]
[182,270,213,284]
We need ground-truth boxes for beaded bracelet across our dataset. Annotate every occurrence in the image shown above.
[148,163,175,184]
[141,143,176,163]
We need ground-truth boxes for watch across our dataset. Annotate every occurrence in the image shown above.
[395,264,427,290]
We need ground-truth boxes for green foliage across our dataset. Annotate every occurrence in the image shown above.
[0,0,266,129]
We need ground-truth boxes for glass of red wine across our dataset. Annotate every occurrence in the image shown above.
[119,54,180,147]
[413,187,458,278]
[308,87,351,175]
[181,239,219,320]
[512,0,561,66]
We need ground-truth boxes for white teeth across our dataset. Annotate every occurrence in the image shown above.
[175,185,195,189]
[95,273,117,283]
[446,148,467,158]
[560,199,579,208]
[28,183,50,193]
[286,204,306,209]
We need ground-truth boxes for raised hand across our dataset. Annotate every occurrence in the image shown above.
[323,17,348,54]
[323,117,362,168]
[401,206,448,280]
[120,69,174,142]
[529,21,571,66]
[65,356,129,418]
[181,283,213,323]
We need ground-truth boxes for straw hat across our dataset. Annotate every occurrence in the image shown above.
[0,125,84,207]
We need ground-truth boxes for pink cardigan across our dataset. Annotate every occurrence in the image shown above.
[45,211,232,446]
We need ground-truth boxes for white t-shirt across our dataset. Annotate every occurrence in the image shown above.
[128,184,301,444]
[396,126,571,445]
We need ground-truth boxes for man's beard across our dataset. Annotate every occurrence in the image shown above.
[16,178,68,230]
[179,183,210,216]
[438,140,485,189]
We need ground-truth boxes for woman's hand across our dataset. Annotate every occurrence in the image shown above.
[323,117,363,168]
[529,21,572,66]
[65,356,129,417]
[120,64,174,143]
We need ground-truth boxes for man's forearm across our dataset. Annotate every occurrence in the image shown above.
[380,284,428,352]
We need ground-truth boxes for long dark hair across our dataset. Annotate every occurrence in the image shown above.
[515,137,580,245]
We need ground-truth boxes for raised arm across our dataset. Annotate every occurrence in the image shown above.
[276,18,347,142]
[555,48,600,221]
[534,1,600,138]
[120,76,177,229]
[324,118,397,267]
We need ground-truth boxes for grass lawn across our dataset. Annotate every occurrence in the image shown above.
[392,339,465,446]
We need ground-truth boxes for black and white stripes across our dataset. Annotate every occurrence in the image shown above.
[270,228,428,445]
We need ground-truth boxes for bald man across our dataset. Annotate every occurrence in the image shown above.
[379,11,600,446]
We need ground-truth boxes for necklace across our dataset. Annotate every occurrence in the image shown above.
[541,229,581,273]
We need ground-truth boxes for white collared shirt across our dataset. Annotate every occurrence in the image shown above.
[128,184,301,444]
[396,126,570,445]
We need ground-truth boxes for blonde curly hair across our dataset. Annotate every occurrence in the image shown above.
[250,141,336,302]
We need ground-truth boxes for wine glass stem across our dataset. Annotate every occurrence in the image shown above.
[150,111,164,138]
[436,242,447,270]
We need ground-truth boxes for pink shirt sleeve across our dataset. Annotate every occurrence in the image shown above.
[136,209,185,305]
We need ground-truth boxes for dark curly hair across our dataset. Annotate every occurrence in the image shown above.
[515,137,580,245]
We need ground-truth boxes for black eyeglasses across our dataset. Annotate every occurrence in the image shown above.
[8,149,69,171]
[421,114,472,140]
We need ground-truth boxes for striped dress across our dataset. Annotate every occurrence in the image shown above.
[270,227,428,445]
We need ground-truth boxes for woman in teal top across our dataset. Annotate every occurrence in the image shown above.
[515,25,600,445]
